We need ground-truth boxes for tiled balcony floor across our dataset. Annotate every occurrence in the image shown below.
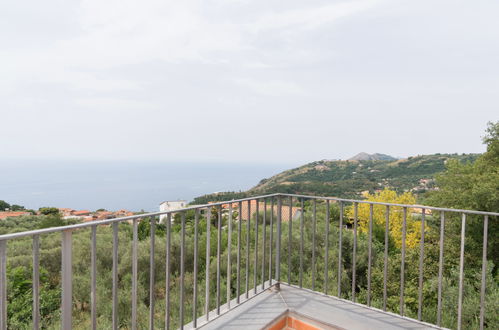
[187,283,445,330]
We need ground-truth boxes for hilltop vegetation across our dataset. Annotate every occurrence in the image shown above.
[192,153,479,204]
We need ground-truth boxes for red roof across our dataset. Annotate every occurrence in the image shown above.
[72,210,91,215]
[0,211,31,220]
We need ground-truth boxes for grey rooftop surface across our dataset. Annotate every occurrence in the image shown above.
[187,283,444,330]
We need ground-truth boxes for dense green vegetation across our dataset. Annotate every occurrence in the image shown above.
[192,153,480,204]
[1,122,497,329]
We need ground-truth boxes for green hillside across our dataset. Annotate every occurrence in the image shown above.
[192,153,479,204]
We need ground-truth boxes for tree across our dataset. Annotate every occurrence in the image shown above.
[426,121,499,269]
[0,200,10,211]
[347,189,420,249]
[38,207,60,216]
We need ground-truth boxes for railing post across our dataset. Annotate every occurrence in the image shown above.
[479,215,488,330]
[131,220,138,330]
[457,213,466,330]
[275,195,282,289]
[0,240,7,330]
[149,216,156,330]
[32,235,40,329]
[61,230,73,330]
[193,210,199,326]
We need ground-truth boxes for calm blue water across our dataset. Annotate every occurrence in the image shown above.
[0,160,293,211]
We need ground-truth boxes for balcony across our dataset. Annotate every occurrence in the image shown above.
[0,193,496,329]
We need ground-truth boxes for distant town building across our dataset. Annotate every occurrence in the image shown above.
[0,211,31,220]
[159,200,187,222]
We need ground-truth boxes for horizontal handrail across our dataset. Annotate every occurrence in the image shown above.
[1,192,496,241]
[279,193,499,216]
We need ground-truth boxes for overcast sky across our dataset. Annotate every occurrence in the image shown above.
[1,0,498,164]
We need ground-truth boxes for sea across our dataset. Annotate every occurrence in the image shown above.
[0,160,294,212]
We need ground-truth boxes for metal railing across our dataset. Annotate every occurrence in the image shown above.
[0,193,496,329]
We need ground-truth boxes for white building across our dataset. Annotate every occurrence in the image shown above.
[159,200,187,222]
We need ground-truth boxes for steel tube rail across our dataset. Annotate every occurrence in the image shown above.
[277,193,499,217]
[417,209,426,321]
[324,200,330,294]
[400,207,407,316]
[352,202,358,302]
[367,204,373,306]
[61,230,72,330]
[0,192,496,243]
[131,220,137,330]
[227,205,232,308]
[216,207,221,314]
[0,241,6,330]
[275,196,282,283]
[91,225,98,330]
[0,194,283,242]
[193,210,199,326]
[261,199,266,290]
[180,213,186,329]
[165,214,171,330]
[337,201,343,298]
[312,199,317,291]
[288,196,292,285]
[480,215,488,330]
[383,205,389,312]
[268,198,274,285]
[32,235,40,329]
[245,201,250,298]
[236,201,242,303]
[437,212,445,326]
[149,216,156,330]
[457,213,466,330]
[205,209,211,321]
[299,198,304,289]
[254,200,259,294]
[112,223,118,330]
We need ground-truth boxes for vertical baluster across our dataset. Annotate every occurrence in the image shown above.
[261,199,266,290]
[312,199,317,291]
[288,196,292,285]
[400,207,407,316]
[338,202,343,298]
[193,210,199,326]
[62,230,73,330]
[237,202,242,303]
[383,206,390,312]
[367,204,373,306]
[275,196,282,284]
[418,209,426,321]
[479,215,488,330]
[165,214,171,330]
[457,214,466,330]
[216,207,221,314]
[0,240,6,330]
[245,201,250,298]
[112,223,118,330]
[269,198,274,285]
[437,212,445,327]
[299,198,304,289]
[91,225,98,330]
[227,205,232,308]
[324,200,330,294]
[352,202,358,302]
[205,209,211,321]
[32,235,40,329]
[180,213,186,329]
[254,200,258,294]
[149,216,155,330]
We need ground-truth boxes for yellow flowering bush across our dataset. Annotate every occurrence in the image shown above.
[347,189,421,249]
